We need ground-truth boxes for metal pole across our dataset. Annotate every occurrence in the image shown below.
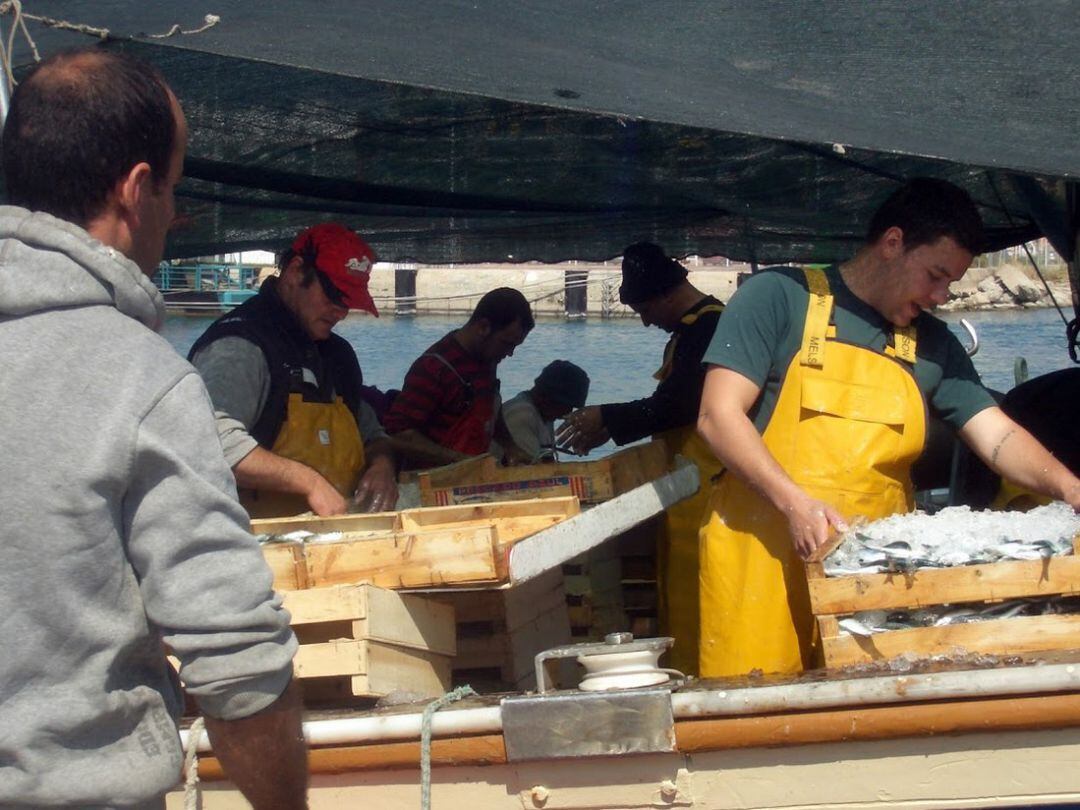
[0,71,10,130]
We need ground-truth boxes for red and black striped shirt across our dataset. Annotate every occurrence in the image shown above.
[384,332,498,446]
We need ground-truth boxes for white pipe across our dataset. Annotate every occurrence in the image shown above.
[181,705,502,754]
[180,662,1080,755]
[671,661,1080,719]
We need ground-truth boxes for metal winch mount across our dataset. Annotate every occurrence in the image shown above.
[534,632,678,693]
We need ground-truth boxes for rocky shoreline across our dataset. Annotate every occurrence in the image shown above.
[937,264,1072,313]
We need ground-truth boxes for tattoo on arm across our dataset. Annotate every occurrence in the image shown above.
[990,428,1016,467]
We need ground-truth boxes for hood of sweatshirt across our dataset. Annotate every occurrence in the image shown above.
[0,205,164,331]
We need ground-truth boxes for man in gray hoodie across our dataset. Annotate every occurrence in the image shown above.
[0,49,307,807]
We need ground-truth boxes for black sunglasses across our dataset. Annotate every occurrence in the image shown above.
[314,270,347,308]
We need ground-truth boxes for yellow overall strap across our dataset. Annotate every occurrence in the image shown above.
[892,325,918,364]
[800,268,832,368]
[653,303,726,381]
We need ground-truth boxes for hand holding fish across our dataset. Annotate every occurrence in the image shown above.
[352,455,398,513]
[782,491,849,561]
[556,405,609,455]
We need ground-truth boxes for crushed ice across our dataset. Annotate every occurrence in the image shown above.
[824,502,1079,576]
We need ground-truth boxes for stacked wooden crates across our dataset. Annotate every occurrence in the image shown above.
[806,533,1080,668]
[283,584,456,703]
[397,441,673,689]
[433,569,571,692]
[253,498,580,700]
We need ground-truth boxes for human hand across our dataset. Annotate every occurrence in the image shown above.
[306,475,348,516]
[555,406,608,454]
[353,457,398,513]
[502,444,534,467]
[781,491,849,561]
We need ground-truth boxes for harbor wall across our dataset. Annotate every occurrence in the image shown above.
[254,261,1070,317]
[367,262,745,318]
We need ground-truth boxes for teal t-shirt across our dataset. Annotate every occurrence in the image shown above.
[702,265,995,432]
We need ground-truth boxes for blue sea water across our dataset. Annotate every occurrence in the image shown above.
[164,313,675,415]
[162,306,1075,457]
[936,308,1073,393]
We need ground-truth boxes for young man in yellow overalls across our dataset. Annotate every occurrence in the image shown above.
[695,178,1080,678]
[558,242,725,675]
[191,223,398,518]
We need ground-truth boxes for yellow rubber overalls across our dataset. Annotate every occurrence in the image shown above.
[241,393,366,519]
[654,303,726,676]
[698,268,926,677]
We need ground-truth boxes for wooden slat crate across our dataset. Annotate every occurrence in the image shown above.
[403,440,669,507]
[256,497,580,591]
[433,569,571,692]
[283,584,456,701]
[807,534,1080,668]
[563,550,625,641]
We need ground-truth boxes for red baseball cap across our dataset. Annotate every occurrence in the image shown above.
[292,223,379,316]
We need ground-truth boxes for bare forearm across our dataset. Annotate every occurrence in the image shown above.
[961,408,1080,502]
[390,429,472,469]
[233,446,320,496]
[233,446,346,515]
[203,679,308,810]
[364,437,398,473]
[697,401,803,513]
[696,366,848,558]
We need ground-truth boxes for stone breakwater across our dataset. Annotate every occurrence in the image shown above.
[937,264,1072,313]
[361,262,1071,317]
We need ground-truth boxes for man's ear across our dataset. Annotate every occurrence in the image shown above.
[282,254,304,277]
[114,161,154,221]
[879,225,906,260]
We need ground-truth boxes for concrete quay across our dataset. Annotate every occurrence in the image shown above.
[366,262,746,318]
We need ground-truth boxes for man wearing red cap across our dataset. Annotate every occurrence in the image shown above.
[190,223,397,517]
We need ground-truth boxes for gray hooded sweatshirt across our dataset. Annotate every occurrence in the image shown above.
[0,207,297,807]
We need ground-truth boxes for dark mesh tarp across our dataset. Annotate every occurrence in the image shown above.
[6,1,1079,263]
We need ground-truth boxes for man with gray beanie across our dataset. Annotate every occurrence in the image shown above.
[556,242,724,675]
[501,359,591,462]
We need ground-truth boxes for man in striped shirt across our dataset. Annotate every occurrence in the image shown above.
[385,287,534,468]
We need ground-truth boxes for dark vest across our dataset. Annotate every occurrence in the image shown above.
[188,278,364,447]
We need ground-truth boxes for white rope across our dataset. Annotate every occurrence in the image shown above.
[148,14,222,39]
[0,4,223,93]
[0,0,41,94]
[420,685,476,810]
[182,717,207,810]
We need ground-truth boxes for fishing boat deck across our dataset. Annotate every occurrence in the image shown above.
[175,651,1080,809]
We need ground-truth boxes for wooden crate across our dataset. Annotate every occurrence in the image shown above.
[404,440,669,507]
[433,569,571,692]
[283,584,456,700]
[807,534,1080,668]
[256,497,579,591]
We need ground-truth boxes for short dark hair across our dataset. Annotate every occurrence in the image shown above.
[2,48,177,225]
[866,177,983,255]
[468,287,535,333]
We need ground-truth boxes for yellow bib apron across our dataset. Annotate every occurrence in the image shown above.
[654,303,726,676]
[241,392,366,519]
[698,269,925,677]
